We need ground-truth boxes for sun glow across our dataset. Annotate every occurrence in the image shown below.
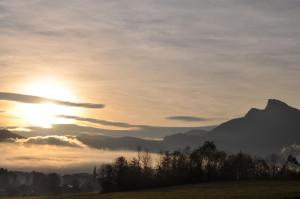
[15,78,79,128]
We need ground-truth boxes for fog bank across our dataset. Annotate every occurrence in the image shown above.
[0,143,141,173]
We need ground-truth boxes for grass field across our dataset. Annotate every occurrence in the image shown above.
[5,181,300,199]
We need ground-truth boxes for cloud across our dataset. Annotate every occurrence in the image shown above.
[166,116,210,122]
[0,110,5,113]
[14,135,86,148]
[58,114,217,130]
[0,92,105,109]
[57,115,143,129]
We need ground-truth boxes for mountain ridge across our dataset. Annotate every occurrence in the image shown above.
[206,99,300,154]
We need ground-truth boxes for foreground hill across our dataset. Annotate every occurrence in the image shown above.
[7,181,300,199]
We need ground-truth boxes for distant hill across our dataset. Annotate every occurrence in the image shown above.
[77,134,162,151]
[77,99,300,155]
[0,129,24,141]
[77,129,207,152]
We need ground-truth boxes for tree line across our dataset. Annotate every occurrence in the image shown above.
[98,141,300,193]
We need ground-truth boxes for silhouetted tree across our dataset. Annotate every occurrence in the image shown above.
[32,172,48,195]
[0,168,9,188]
[223,152,255,181]
[287,155,299,165]
[254,158,270,179]
[47,173,61,195]
[98,164,117,193]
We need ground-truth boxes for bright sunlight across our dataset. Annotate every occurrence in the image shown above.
[15,78,79,128]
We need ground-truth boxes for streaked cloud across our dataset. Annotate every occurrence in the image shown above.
[166,116,210,122]
[0,92,105,109]
[58,115,142,128]
[58,115,217,130]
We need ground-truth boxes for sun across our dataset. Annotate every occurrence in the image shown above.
[15,78,79,128]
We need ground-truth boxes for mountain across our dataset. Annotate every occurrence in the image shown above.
[204,99,300,155]
[77,99,300,155]
[0,129,24,141]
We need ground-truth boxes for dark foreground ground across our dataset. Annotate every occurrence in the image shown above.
[4,181,300,199]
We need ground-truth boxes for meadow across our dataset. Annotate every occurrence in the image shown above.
[5,181,300,199]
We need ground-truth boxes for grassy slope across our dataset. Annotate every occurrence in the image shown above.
[7,181,300,199]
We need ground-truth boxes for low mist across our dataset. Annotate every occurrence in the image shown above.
[0,142,142,173]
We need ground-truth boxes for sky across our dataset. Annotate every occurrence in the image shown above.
[1,0,300,138]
